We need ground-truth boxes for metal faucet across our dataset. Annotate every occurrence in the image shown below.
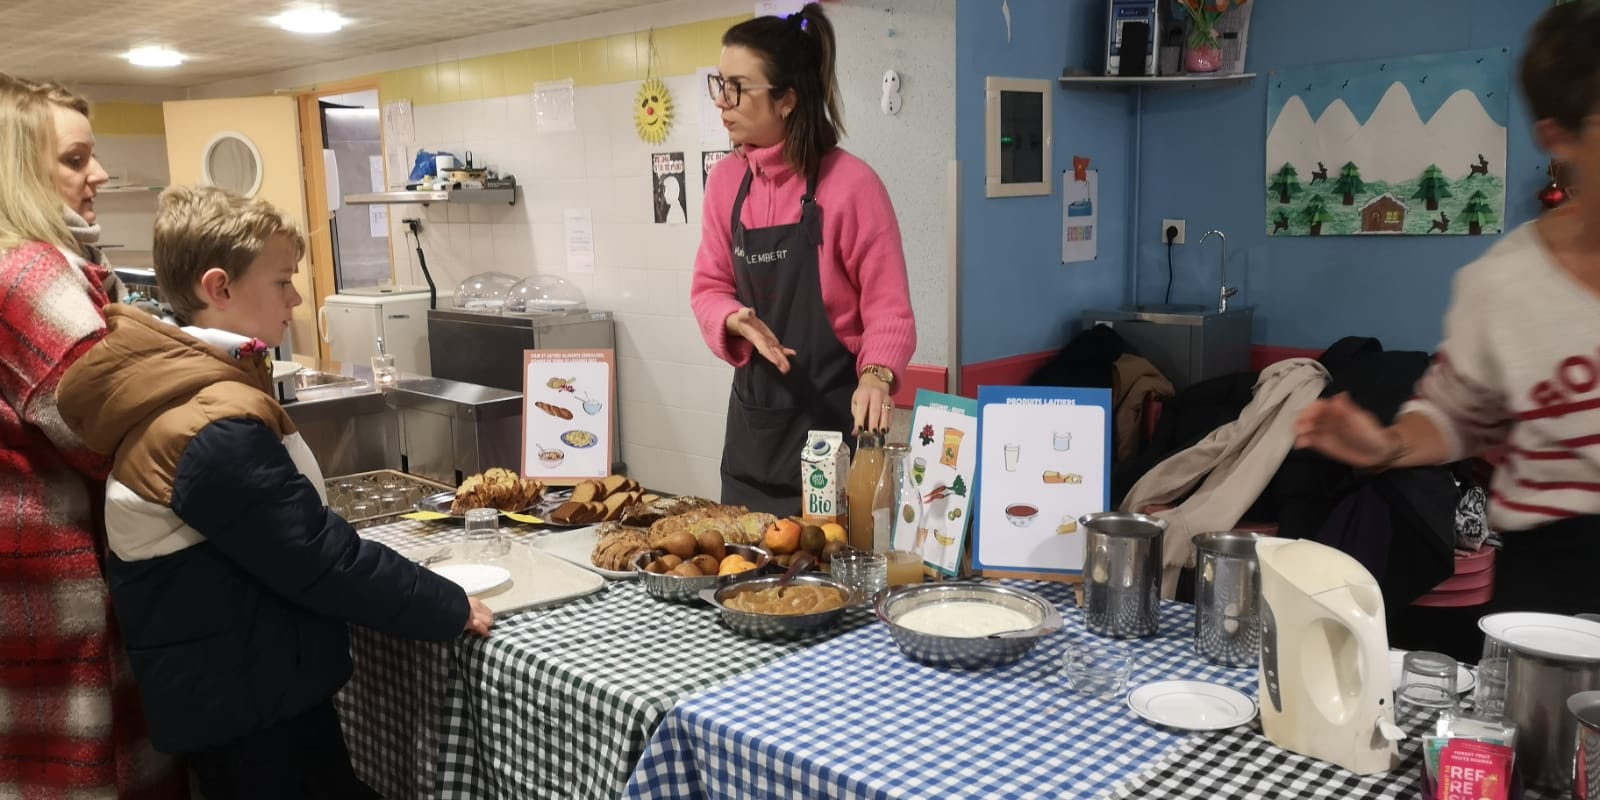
[1199,229,1237,312]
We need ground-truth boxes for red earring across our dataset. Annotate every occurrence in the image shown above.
[1539,159,1570,211]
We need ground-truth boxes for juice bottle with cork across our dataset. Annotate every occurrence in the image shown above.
[846,432,884,551]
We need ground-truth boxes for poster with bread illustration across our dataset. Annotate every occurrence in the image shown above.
[522,349,616,483]
[891,390,978,577]
[972,386,1111,581]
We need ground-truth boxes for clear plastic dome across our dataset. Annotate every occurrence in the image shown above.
[453,271,521,312]
[505,274,588,315]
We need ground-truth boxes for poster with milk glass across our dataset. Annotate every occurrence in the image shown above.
[890,390,979,577]
[521,349,615,483]
[972,386,1111,580]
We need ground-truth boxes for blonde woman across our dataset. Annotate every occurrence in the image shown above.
[0,74,186,799]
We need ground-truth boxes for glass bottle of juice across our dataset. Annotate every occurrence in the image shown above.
[846,432,884,551]
[872,443,913,552]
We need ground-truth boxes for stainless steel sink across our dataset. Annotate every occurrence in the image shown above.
[1082,305,1255,388]
[290,371,371,402]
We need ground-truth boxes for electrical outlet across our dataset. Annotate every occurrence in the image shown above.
[1161,218,1186,245]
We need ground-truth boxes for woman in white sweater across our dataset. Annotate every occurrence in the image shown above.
[1296,3,1600,617]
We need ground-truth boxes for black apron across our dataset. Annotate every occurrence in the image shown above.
[720,167,857,516]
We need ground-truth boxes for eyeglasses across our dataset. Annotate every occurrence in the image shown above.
[706,73,775,107]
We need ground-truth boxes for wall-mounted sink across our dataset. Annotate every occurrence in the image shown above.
[1082,305,1255,388]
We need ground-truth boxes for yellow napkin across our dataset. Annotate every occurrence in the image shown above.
[402,511,452,521]
[501,511,545,525]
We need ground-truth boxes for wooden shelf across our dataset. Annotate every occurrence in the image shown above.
[1058,72,1256,91]
[99,185,165,194]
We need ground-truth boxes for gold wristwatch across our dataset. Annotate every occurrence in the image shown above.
[860,364,895,388]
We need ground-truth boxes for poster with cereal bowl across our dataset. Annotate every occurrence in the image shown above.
[522,349,615,484]
[973,386,1111,581]
[890,390,979,577]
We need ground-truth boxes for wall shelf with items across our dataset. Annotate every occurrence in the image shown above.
[1056,70,1255,306]
[1057,72,1255,91]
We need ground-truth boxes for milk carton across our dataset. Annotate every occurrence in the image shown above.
[802,430,850,525]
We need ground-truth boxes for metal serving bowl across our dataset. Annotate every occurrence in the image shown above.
[633,543,770,603]
[699,573,853,640]
[876,583,1063,670]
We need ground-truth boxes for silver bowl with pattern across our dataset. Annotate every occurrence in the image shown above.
[699,573,853,640]
[876,583,1063,670]
[632,544,770,603]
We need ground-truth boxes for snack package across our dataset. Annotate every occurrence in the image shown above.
[1437,739,1514,800]
[1422,712,1518,800]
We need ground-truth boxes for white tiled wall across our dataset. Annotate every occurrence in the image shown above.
[385,74,735,497]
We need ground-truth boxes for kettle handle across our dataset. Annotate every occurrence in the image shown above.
[1319,582,1390,723]
[317,305,331,343]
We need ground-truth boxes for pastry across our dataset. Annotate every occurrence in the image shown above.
[535,401,574,420]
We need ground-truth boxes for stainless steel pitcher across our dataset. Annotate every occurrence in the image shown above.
[1571,691,1600,800]
[1193,531,1264,667]
[1079,511,1166,639]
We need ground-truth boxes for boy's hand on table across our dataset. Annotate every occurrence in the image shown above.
[465,598,494,637]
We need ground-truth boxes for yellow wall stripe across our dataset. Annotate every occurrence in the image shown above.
[380,13,750,106]
[91,102,166,136]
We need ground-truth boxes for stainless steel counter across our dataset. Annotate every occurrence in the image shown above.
[387,376,524,485]
[282,383,399,476]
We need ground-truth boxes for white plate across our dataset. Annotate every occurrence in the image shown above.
[527,526,635,580]
[1479,612,1600,661]
[1388,650,1476,695]
[1127,680,1258,731]
[432,563,512,595]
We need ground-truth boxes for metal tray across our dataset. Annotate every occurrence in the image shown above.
[415,487,573,524]
[326,469,452,530]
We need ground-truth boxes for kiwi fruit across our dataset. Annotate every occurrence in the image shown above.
[799,525,827,557]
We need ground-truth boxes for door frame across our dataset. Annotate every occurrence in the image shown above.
[295,76,389,366]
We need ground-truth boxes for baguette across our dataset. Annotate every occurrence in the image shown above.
[535,401,574,420]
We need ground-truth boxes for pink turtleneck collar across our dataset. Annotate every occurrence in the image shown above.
[739,141,795,181]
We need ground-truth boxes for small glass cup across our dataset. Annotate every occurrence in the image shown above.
[829,549,888,604]
[1064,642,1134,698]
[1473,639,1510,717]
[1396,650,1459,713]
[464,508,509,561]
[347,500,378,523]
[371,354,399,391]
[1003,443,1021,472]
[885,549,924,587]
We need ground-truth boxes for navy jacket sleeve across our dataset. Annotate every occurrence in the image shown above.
[171,417,470,641]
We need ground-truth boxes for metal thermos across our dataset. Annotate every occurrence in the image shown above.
[1192,531,1264,667]
[1079,511,1166,639]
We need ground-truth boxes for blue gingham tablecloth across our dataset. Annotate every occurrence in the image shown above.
[624,582,1262,800]
[338,518,873,800]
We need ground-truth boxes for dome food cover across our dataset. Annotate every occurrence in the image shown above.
[453,271,520,312]
[506,274,587,315]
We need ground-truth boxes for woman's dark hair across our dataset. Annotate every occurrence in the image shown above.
[723,2,843,181]
[1520,2,1600,132]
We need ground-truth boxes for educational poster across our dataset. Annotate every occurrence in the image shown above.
[521,349,615,483]
[1265,48,1509,236]
[972,386,1112,580]
[890,390,979,577]
[651,151,688,224]
[1061,168,1098,263]
[702,149,733,189]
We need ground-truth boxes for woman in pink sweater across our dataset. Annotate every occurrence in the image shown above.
[691,3,916,515]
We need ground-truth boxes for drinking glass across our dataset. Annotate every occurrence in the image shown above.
[347,499,378,524]
[1003,443,1020,472]
[1473,639,1510,717]
[1396,650,1458,713]
[371,354,399,391]
[464,508,509,561]
[1053,432,1072,451]
[829,549,887,604]
[1064,642,1134,698]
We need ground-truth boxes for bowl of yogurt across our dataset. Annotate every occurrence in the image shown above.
[875,583,1063,669]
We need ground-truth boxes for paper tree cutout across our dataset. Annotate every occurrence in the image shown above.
[1461,190,1498,235]
[1413,164,1454,211]
[1334,162,1366,206]
[1269,163,1304,204]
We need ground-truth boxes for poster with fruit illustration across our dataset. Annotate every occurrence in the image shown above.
[522,349,616,484]
[972,386,1111,581]
[891,390,979,577]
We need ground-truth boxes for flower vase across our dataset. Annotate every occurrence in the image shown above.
[1185,28,1223,73]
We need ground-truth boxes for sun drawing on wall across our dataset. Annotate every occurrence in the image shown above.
[635,77,674,144]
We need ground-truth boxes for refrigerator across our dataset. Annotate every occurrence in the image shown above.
[320,286,443,375]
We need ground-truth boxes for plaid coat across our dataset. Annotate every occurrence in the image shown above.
[0,241,186,799]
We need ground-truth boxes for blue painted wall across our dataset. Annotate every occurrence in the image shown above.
[1134,0,1548,351]
[956,0,1134,365]
[956,0,1551,363]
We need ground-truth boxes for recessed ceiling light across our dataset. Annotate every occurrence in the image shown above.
[125,46,185,68]
[272,7,347,34]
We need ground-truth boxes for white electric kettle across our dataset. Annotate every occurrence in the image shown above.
[1256,538,1401,775]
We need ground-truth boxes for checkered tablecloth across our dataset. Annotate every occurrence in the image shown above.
[624,583,1266,800]
[1107,708,1557,800]
[336,518,873,800]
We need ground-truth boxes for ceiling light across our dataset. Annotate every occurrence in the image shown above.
[125,46,185,68]
[272,7,347,34]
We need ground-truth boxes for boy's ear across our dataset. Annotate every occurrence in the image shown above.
[197,267,231,309]
[1535,118,1579,162]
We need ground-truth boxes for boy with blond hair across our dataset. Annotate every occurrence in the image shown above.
[59,185,492,799]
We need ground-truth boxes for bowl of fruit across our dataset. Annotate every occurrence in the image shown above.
[760,517,851,573]
[634,529,770,603]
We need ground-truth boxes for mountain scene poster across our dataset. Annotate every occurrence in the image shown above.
[1265,48,1509,237]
